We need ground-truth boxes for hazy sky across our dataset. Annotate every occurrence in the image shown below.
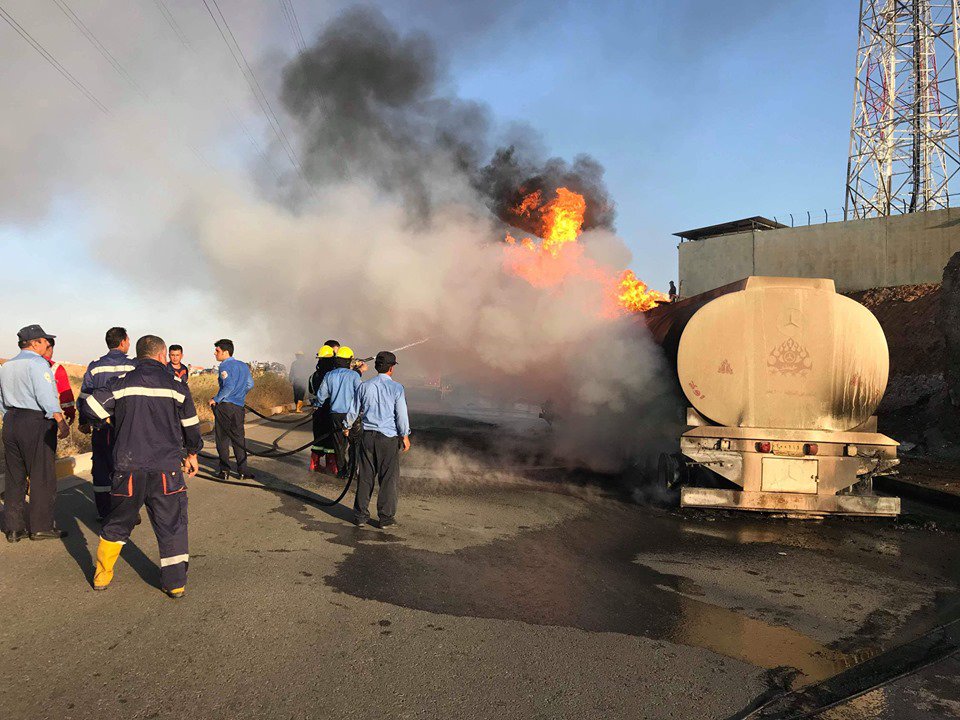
[1,1,859,364]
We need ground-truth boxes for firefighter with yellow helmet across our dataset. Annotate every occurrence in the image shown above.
[314,346,362,476]
[308,343,337,472]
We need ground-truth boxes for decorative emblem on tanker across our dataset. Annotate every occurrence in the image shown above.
[717,359,733,375]
[767,338,812,376]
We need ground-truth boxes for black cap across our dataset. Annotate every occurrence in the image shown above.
[375,350,398,368]
[17,324,55,342]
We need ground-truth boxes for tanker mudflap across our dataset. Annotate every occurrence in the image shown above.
[680,487,900,517]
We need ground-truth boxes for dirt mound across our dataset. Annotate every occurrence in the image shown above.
[846,284,942,376]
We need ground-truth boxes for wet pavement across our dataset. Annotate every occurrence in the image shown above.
[1,412,960,719]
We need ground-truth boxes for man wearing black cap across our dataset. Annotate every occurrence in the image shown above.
[343,350,411,528]
[0,325,70,542]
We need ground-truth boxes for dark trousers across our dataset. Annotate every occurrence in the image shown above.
[353,430,401,523]
[329,411,349,474]
[91,425,116,519]
[292,383,306,403]
[214,403,248,474]
[312,405,334,454]
[2,409,58,533]
[101,468,189,591]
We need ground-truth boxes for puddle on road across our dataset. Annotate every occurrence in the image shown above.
[321,509,868,683]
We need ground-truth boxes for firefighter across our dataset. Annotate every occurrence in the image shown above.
[344,351,411,528]
[314,346,362,477]
[41,338,76,426]
[167,344,189,382]
[288,351,310,413]
[84,335,202,598]
[210,338,255,480]
[308,344,337,472]
[668,281,677,302]
[79,327,137,521]
[1,325,70,542]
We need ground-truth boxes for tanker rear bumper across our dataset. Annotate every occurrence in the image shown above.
[680,487,900,516]
[674,420,901,517]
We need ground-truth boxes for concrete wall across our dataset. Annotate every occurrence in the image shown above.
[679,207,960,296]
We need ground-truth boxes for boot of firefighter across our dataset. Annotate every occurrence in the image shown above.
[296,400,303,413]
[93,538,124,591]
[325,453,339,477]
[310,450,322,472]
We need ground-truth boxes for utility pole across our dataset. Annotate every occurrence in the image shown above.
[845,0,960,219]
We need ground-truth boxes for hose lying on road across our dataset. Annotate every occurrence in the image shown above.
[196,405,356,507]
[195,468,354,508]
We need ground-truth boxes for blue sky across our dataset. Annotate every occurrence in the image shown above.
[1,1,862,363]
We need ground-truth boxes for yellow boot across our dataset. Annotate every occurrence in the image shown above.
[93,538,124,591]
[296,400,303,413]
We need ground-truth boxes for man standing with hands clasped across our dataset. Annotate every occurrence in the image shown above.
[344,351,411,529]
[211,339,254,480]
[0,325,70,542]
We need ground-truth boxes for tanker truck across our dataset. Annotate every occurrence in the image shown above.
[644,276,900,516]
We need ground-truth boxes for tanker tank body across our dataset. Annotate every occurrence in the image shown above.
[644,276,901,516]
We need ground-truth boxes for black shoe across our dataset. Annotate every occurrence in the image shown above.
[353,518,367,528]
[30,529,68,541]
[216,470,231,480]
[238,472,256,481]
[5,530,27,543]
[378,518,397,529]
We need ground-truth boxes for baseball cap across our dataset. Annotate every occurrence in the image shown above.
[375,350,398,367]
[17,324,55,342]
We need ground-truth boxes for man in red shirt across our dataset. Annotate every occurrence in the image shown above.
[42,339,76,425]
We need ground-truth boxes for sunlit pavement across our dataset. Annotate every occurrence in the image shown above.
[1,412,959,719]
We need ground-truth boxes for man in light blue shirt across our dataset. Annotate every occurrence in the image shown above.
[210,338,255,479]
[315,346,362,477]
[344,351,411,528]
[1,325,69,542]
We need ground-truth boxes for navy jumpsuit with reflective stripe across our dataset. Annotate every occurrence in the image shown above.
[84,358,202,592]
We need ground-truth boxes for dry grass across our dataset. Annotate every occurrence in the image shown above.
[0,371,293,462]
[189,370,293,423]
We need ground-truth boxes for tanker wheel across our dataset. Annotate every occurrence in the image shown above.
[658,452,683,490]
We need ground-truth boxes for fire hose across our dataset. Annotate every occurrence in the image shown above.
[195,404,357,507]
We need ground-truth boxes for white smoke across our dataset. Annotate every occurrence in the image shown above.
[0,2,677,472]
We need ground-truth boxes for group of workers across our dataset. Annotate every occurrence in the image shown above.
[300,340,411,528]
[0,323,412,600]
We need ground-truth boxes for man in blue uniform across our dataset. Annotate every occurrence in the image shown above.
[211,338,254,480]
[314,345,362,476]
[344,351,411,528]
[1,325,70,542]
[84,335,202,598]
[79,327,136,520]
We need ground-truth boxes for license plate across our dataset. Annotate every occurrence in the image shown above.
[772,442,804,457]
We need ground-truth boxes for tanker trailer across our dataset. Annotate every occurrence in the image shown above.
[644,276,900,516]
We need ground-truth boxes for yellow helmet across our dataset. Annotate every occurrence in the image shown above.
[317,346,335,358]
[336,346,355,359]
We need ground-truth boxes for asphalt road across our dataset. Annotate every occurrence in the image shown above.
[1,412,959,719]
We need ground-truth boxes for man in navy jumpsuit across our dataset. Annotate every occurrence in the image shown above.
[84,335,202,599]
[79,327,136,520]
[211,338,254,480]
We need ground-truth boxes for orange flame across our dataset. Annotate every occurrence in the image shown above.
[502,188,665,315]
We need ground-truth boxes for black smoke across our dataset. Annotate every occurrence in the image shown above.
[279,6,616,234]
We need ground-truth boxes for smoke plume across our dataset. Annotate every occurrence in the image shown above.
[1,4,673,472]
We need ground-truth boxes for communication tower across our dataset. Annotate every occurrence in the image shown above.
[845,0,960,218]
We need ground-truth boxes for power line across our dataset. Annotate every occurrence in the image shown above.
[0,2,108,114]
[200,0,307,181]
[279,0,306,53]
[51,0,145,98]
[152,0,190,50]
